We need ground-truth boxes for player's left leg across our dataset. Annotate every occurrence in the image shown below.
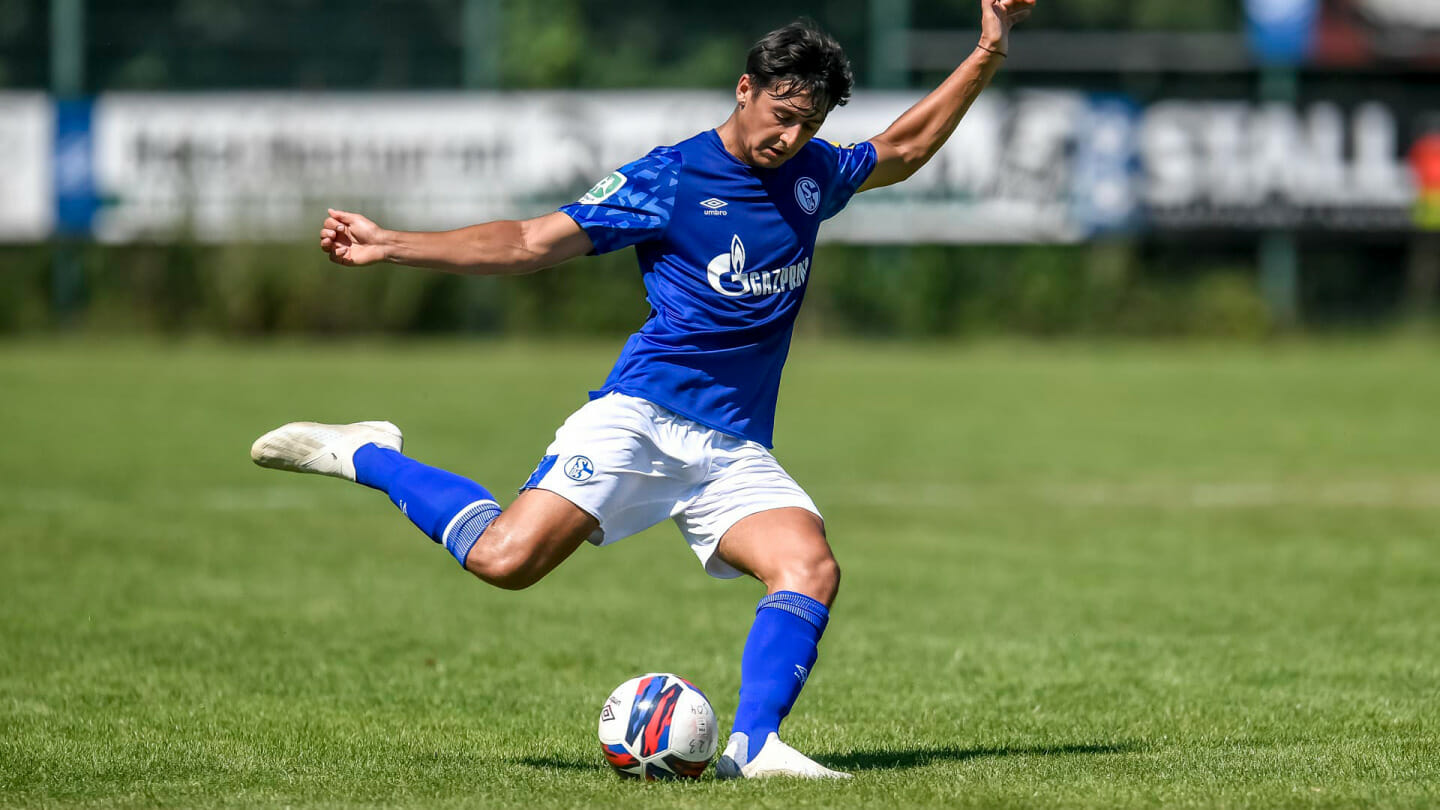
[710,508,850,779]
[251,420,596,586]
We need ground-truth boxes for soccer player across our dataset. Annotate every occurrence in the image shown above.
[254,0,1031,779]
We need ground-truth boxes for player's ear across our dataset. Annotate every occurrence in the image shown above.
[736,74,752,107]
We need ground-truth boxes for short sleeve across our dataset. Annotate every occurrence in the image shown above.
[559,146,683,255]
[815,140,878,221]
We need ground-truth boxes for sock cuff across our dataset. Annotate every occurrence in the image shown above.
[441,499,501,567]
[756,591,829,632]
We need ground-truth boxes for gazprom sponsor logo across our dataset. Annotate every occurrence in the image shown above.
[706,234,810,299]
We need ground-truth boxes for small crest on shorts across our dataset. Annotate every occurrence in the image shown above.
[564,455,595,481]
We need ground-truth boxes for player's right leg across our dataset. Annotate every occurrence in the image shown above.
[709,508,850,780]
[251,420,597,587]
[669,430,849,780]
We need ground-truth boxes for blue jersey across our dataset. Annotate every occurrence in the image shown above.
[559,130,876,447]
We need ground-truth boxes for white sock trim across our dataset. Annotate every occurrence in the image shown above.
[441,499,501,544]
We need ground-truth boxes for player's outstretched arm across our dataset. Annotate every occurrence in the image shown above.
[859,0,1033,192]
[319,209,594,275]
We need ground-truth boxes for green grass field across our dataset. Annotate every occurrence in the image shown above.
[1,339,1437,808]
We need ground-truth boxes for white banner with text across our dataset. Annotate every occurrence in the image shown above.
[1,90,1431,243]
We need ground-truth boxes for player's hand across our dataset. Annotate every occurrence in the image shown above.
[979,0,1034,56]
[320,208,390,266]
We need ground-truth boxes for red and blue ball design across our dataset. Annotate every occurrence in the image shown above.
[597,673,716,780]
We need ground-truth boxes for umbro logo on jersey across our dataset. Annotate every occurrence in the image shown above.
[700,197,728,216]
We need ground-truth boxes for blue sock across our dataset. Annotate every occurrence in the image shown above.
[352,444,500,567]
[731,591,829,760]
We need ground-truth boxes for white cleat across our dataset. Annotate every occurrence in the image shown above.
[250,420,403,482]
[714,732,852,780]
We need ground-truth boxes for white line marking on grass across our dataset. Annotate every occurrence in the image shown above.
[8,479,1440,517]
[837,480,1440,510]
[196,487,337,511]
[0,486,361,514]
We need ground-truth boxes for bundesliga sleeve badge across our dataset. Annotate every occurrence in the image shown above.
[579,171,628,204]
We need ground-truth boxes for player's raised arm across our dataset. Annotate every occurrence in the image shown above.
[859,0,1033,192]
[319,209,594,275]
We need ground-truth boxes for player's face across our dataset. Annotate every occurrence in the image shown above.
[737,78,828,168]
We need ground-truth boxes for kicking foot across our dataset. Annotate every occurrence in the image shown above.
[250,421,403,482]
[714,732,851,780]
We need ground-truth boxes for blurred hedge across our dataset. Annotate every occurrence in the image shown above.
[0,241,1280,338]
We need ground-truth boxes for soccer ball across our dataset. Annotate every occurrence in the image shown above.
[597,673,718,780]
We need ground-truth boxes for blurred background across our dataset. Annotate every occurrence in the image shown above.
[0,0,1437,339]
[6,7,1440,806]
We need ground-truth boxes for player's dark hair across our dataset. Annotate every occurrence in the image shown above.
[745,19,853,113]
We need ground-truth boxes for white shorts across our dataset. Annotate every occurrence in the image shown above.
[520,392,821,579]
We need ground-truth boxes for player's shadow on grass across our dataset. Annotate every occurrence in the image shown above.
[517,742,1142,774]
[822,741,1143,772]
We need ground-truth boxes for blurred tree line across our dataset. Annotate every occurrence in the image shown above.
[3,238,1424,338]
[1,0,1240,92]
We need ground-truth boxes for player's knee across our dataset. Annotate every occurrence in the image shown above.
[811,554,841,600]
[473,557,540,590]
[778,551,841,605]
[464,525,544,590]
